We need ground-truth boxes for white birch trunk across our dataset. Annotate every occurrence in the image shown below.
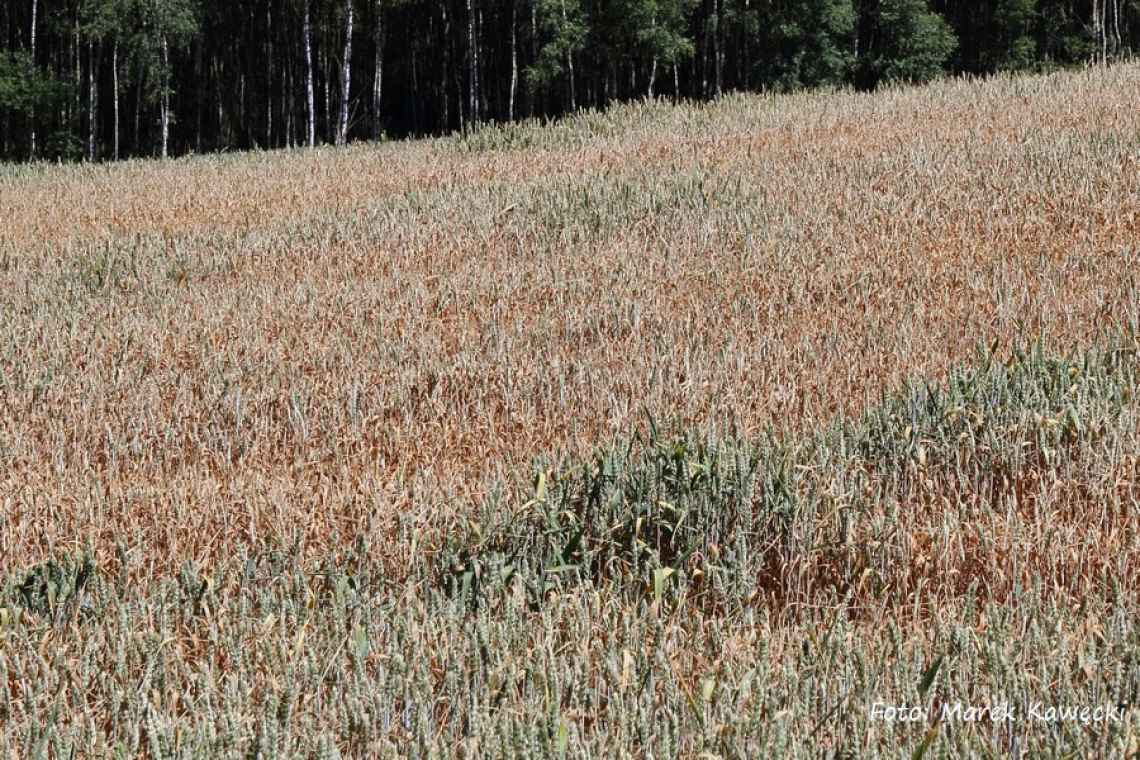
[30,0,38,157]
[304,0,316,147]
[372,0,384,140]
[161,35,170,159]
[509,0,518,121]
[337,0,354,146]
[561,0,575,110]
[112,42,120,160]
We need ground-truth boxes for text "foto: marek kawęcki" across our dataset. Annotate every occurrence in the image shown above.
[869,701,1126,724]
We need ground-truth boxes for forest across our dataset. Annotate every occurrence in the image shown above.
[0,0,1137,162]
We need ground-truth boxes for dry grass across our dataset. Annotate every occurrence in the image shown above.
[1,64,1139,756]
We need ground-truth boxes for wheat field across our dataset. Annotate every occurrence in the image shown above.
[1,65,1139,756]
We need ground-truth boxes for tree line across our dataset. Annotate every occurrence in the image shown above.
[0,0,1136,162]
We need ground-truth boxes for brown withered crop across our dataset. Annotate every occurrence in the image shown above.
[3,65,1137,580]
[0,65,1139,756]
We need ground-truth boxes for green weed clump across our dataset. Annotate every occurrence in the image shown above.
[13,553,98,624]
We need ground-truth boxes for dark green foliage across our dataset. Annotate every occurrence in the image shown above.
[1033,0,1100,62]
[855,0,958,88]
[442,428,768,609]
[15,553,97,622]
[0,0,1136,159]
[525,0,589,104]
[618,0,699,93]
[123,0,199,100]
[759,0,857,90]
[989,0,1039,70]
[933,0,1039,73]
[0,53,41,112]
[0,51,72,158]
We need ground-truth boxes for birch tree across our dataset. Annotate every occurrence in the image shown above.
[624,0,697,97]
[303,0,316,147]
[372,0,385,139]
[528,0,587,112]
[467,0,480,123]
[509,0,519,120]
[30,0,38,156]
[3,0,1139,163]
[127,0,197,158]
[336,0,353,145]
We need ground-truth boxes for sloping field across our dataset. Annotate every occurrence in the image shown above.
[1,66,1139,756]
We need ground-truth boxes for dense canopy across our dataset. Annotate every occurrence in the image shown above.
[0,0,1136,162]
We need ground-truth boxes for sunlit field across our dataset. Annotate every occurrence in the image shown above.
[1,64,1139,756]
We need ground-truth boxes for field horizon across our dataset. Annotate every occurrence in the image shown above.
[2,64,1140,756]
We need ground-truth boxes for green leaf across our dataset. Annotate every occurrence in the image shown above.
[352,623,369,661]
[555,718,569,755]
[535,471,548,503]
[918,655,943,699]
[653,567,675,601]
